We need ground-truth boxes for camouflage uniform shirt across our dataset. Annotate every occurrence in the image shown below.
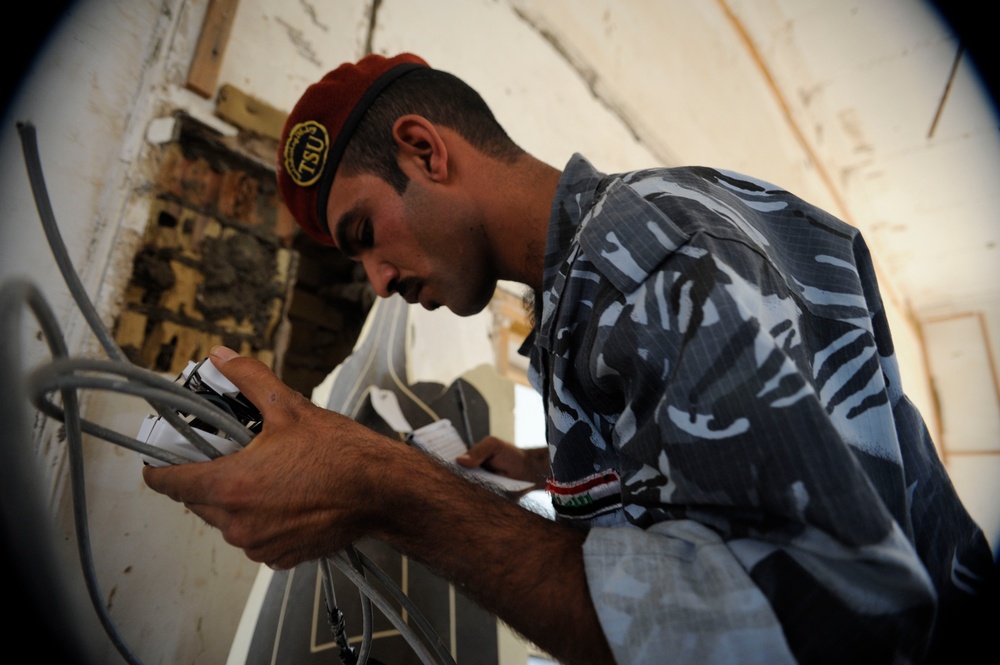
[525,155,994,664]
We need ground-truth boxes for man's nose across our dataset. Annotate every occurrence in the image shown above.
[362,256,399,298]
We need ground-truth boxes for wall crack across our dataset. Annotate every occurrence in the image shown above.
[364,0,383,56]
[510,4,657,157]
[298,0,328,32]
[275,17,321,67]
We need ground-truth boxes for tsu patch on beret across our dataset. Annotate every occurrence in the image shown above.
[277,53,429,245]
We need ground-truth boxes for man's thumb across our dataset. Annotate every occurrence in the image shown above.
[207,346,288,417]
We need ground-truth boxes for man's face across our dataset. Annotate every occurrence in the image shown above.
[325,170,497,316]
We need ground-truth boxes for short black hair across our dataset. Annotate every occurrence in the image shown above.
[340,68,523,194]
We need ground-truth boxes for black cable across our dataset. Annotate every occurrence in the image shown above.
[322,557,359,665]
[331,552,441,665]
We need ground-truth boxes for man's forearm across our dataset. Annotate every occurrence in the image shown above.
[374,442,614,664]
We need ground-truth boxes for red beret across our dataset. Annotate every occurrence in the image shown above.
[277,53,429,245]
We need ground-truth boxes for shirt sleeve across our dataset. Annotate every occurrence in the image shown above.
[584,520,797,664]
[574,178,938,663]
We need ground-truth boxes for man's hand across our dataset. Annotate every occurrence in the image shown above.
[142,346,397,569]
[143,347,614,663]
[456,436,550,490]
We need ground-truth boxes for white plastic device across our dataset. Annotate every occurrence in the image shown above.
[137,413,243,466]
[137,359,256,466]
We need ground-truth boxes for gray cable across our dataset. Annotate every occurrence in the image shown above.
[27,374,230,465]
[16,122,125,363]
[16,120,221,459]
[321,553,374,665]
[331,552,441,665]
[28,357,254,446]
[14,121,454,665]
[342,548,375,665]
[352,550,457,665]
[1,279,144,665]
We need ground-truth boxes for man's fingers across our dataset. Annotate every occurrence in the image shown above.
[207,346,301,420]
[143,459,219,505]
[456,436,508,468]
[455,440,493,467]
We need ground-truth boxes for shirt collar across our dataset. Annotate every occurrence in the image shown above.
[519,155,606,356]
[542,154,607,293]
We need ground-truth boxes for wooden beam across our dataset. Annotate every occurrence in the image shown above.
[186,0,240,98]
[216,84,287,141]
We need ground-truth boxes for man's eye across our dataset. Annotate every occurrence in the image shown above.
[357,219,373,248]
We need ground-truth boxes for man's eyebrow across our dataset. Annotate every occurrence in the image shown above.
[333,205,360,256]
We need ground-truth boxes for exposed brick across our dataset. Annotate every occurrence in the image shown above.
[114,310,148,350]
[204,217,223,241]
[172,328,213,372]
[160,261,203,320]
[263,298,284,338]
[258,187,279,234]
[275,247,294,285]
[214,315,257,336]
[217,169,241,218]
[183,157,221,209]
[156,144,186,198]
[115,120,367,398]
[219,168,264,226]
[150,207,181,250]
[236,174,261,226]
[123,283,148,307]
[178,213,212,255]
[141,320,179,372]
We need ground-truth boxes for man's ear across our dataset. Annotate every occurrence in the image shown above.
[392,115,449,183]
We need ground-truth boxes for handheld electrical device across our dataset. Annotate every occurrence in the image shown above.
[137,358,259,466]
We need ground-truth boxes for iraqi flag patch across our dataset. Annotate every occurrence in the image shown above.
[547,470,622,522]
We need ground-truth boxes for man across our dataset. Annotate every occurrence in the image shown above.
[144,53,995,664]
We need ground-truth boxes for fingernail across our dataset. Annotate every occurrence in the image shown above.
[210,345,239,362]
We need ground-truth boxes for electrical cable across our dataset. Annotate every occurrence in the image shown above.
[342,548,375,665]
[1,278,144,665]
[319,559,351,663]
[27,357,254,455]
[331,552,441,665]
[11,121,457,665]
[349,550,457,665]
[16,122,125,363]
[17,121,224,461]
[321,554,375,665]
